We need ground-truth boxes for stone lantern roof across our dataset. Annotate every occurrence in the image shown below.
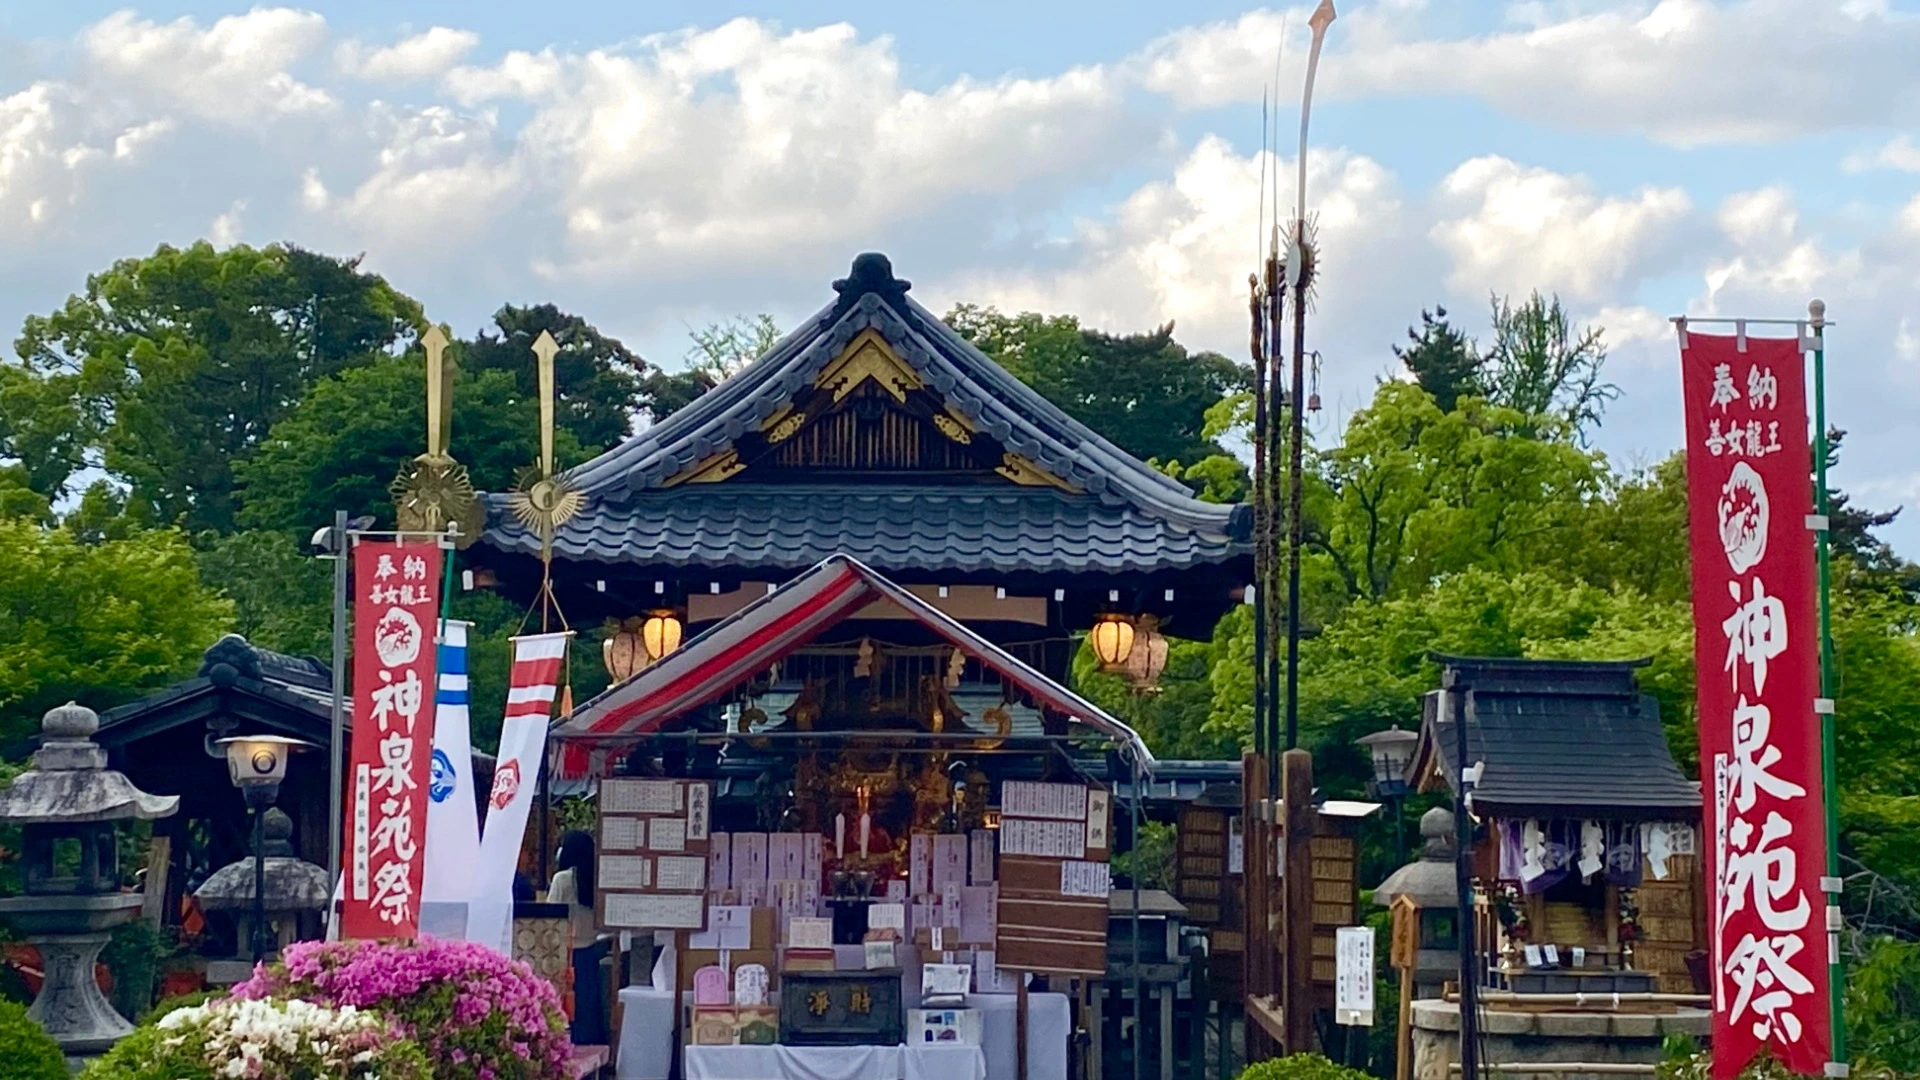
[0,702,179,824]
[193,809,332,913]
[1373,807,1459,910]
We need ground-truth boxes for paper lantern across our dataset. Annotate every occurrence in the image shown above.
[602,620,645,683]
[642,609,684,663]
[1124,615,1170,692]
[1089,614,1136,672]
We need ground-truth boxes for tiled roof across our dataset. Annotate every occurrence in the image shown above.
[483,483,1245,576]
[1415,655,1701,821]
[477,254,1250,575]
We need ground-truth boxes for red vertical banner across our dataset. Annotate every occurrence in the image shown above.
[343,538,444,940]
[1679,329,1831,1077]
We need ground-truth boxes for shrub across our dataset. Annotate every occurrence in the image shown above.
[135,989,220,1026]
[1238,1053,1377,1080]
[234,936,572,1080]
[80,996,430,1080]
[0,998,68,1080]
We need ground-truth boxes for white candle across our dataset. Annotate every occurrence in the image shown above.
[835,813,846,860]
[859,813,871,860]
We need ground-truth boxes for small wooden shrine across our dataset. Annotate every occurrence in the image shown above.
[1408,655,1706,995]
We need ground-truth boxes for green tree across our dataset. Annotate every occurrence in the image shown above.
[0,519,231,745]
[1482,291,1617,440]
[685,313,781,383]
[463,303,654,449]
[11,243,423,530]
[235,355,588,535]
[1394,305,1480,411]
[947,304,1249,467]
[194,530,333,658]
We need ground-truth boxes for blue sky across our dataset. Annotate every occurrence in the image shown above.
[3,0,1919,550]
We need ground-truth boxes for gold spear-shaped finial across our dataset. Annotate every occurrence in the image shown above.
[509,328,584,560]
[391,322,482,542]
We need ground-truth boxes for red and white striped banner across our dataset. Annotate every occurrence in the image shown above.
[475,631,570,898]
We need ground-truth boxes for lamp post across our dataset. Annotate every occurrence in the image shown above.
[1357,725,1419,866]
[312,513,373,876]
[218,735,313,964]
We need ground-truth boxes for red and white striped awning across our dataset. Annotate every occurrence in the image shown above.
[554,555,1153,778]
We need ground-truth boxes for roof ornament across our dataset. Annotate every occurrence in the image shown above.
[508,329,584,633]
[391,325,484,544]
[831,252,913,314]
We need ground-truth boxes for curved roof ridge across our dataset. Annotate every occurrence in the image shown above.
[509,255,1247,543]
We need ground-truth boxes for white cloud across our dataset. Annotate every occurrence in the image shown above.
[1432,156,1691,303]
[1135,0,1920,146]
[425,18,1144,278]
[1843,134,1920,173]
[208,200,247,246]
[0,83,102,232]
[80,8,334,125]
[337,27,479,82]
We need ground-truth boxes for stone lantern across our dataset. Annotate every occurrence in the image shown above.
[193,808,331,983]
[0,702,178,1058]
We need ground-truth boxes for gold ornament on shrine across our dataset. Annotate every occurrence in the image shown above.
[506,330,586,559]
[391,325,484,544]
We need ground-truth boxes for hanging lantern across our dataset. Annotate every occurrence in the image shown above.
[1089,614,1136,672]
[642,609,684,663]
[1124,614,1170,692]
[602,618,646,683]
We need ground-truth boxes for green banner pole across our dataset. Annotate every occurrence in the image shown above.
[1809,299,1847,1071]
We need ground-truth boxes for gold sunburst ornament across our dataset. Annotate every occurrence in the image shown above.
[505,330,587,561]
[392,325,484,544]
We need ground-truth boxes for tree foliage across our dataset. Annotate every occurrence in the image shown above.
[0,518,231,745]
[948,304,1249,468]
[11,243,423,530]
[1394,305,1481,411]
[1481,290,1618,440]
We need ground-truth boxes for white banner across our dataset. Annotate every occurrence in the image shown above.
[474,632,567,901]
[423,621,480,903]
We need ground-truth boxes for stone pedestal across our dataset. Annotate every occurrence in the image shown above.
[0,893,144,1056]
[1410,999,1709,1080]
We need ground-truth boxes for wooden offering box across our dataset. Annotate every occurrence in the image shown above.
[777,969,904,1047]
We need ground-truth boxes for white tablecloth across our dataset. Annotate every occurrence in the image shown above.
[685,1044,985,1080]
[615,986,677,1080]
[968,993,1069,1080]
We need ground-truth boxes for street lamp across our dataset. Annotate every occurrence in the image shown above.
[217,735,313,964]
[1357,724,1419,866]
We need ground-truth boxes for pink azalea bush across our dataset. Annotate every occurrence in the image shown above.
[233,937,572,1080]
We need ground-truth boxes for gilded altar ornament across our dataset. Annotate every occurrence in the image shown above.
[506,330,586,559]
[978,704,1012,750]
[391,325,484,543]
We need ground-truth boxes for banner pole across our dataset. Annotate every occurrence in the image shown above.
[1809,299,1847,1071]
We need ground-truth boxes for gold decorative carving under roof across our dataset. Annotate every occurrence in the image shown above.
[815,328,923,403]
[766,412,807,444]
[664,448,747,486]
[931,413,973,445]
[996,452,1078,492]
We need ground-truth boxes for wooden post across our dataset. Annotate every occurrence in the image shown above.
[1017,973,1030,1080]
[1088,978,1105,1080]
[1281,748,1316,1055]
[141,834,172,926]
[1391,896,1418,1080]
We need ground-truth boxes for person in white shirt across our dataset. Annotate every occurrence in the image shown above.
[548,830,609,1045]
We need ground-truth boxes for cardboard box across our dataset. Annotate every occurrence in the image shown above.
[751,907,778,949]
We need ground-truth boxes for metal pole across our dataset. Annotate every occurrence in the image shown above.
[1131,750,1144,1080]
[252,803,268,965]
[328,509,348,876]
[1250,272,1270,770]
[1448,677,1479,1080]
[1284,250,1307,753]
[1809,298,1847,1065]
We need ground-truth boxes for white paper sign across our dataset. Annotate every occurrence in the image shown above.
[1085,791,1111,852]
[604,779,681,814]
[602,816,644,851]
[789,917,833,948]
[599,855,653,889]
[870,903,906,931]
[1335,926,1375,1026]
[655,855,708,892]
[1228,817,1245,875]
[604,892,705,929]
[687,784,711,841]
[648,818,688,852]
[1060,860,1111,898]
